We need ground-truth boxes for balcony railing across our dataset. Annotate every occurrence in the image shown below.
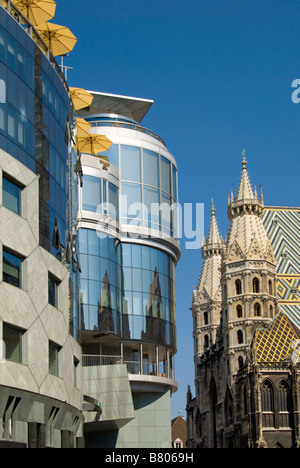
[82,354,172,379]
[88,120,166,147]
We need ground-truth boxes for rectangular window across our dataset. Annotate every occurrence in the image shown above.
[121,145,141,182]
[49,341,61,377]
[3,249,22,288]
[144,185,160,227]
[161,156,171,194]
[108,182,119,219]
[3,324,24,363]
[82,174,101,212]
[121,182,142,222]
[172,165,178,201]
[48,274,60,308]
[74,357,79,388]
[100,143,119,168]
[3,174,21,215]
[143,149,159,188]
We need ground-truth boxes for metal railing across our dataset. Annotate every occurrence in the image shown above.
[82,355,171,379]
[82,354,122,367]
[88,120,166,147]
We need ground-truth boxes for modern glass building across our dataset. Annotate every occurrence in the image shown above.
[0,1,83,448]
[75,92,181,448]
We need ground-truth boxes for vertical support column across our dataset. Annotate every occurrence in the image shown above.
[167,349,170,378]
[61,430,74,448]
[156,345,159,376]
[120,342,123,364]
[139,343,143,375]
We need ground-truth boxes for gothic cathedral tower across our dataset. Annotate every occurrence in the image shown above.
[221,155,278,380]
[192,201,223,359]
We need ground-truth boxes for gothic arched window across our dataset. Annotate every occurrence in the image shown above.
[237,330,243,344]
[204,312,208,325]
[278,381,289,412]
[261,380,274,413]
[236,305,243,318]
[204,334,209,352]
[235,279,242,295]
[238,356,244,369]
[269,280,273,296]
[253,277,260,293]
[254,303,261,317]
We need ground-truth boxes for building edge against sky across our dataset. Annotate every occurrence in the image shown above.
[0,2,84,448]
[73,91,181,448]
[0,1,181,448]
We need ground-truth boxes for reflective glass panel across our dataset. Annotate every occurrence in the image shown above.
[143,149,159,187]
[109,182,119,219]
[48,275,59,308]
[3,175,21,215]
[172,165,177,200]
[82,175,101,212]
[121,182,142,220]
[144,186,160,226]
[3,324,22,363]
[161,156,171,194]
[100,144,119,168]
[121,145,141,182]
[3,249,21,288]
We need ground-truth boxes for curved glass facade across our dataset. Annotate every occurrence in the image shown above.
[81,142,179,238]
[78,228,176,348]
[0,8,71,255]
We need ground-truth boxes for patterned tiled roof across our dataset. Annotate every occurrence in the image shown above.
[254,311,299,362]
[263,207,300,328]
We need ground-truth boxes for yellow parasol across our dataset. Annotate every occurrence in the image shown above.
[35,22,77,56]
[70,87,94,111]
[75,117,91,135]
[77,134,112,155]
[14,0,56,26]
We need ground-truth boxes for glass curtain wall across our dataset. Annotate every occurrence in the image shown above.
[78,228,176,348]
[80,143,178,238]
[0,11,71,257]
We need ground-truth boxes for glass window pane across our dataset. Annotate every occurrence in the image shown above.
[121,145,141,182]
[3,325,22,363]
[161,192,172,231]
[82,175,101,212]
[143,149,159,187]
[3,176,21,215]
[3,249,21,288]
[121,182,142,220]
[49,341,60,376]
[108,182,119,219]
[100,143,119,168]
[144,186,160,226]
[131,244,142,268]
[48,275,59,308]
[161,156,171,194]
[172,165,177,200]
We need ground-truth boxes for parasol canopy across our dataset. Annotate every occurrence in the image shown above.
[70,87,94,111]
[77,134,112,155]
[75,117,91,135]
[35,22,77,56]
[14,0,56,26]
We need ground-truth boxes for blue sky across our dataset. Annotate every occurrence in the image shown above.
[54,0,300,418]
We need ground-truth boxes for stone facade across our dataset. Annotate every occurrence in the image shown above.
[0,149,84,448]
[187,157,300,449]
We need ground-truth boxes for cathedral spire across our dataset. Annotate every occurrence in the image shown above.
[202,200,223,259]
[236,152,255,201]
[207,199,221,245]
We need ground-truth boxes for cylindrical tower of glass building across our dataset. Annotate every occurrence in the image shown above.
[75,91,180,447]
